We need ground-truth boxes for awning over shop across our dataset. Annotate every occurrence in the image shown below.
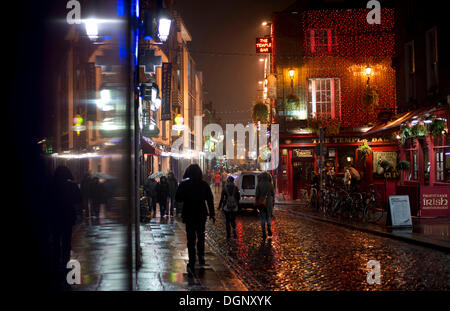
[141,138,161,155]
[364,106,436,137]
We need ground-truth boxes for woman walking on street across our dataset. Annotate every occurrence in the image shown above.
[255,172,275,240]
[218,176,240,240]
[176,164,215,276]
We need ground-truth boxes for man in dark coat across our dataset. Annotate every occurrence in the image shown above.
[156,176,170,217]
[144,176,158,215]
[49,166,82,276]
[167,171,178,217]
[176,164,215,275]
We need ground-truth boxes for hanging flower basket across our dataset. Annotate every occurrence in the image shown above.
[411,124,428,139]
[357,141,372,166]
[252,102,269,124]
[429,119,447,137]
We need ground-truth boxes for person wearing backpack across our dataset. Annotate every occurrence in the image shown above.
[255,172,275,239]
[218,176,240,240]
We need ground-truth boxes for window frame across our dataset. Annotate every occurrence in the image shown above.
[307,77,341,120]
[307,28,337,55]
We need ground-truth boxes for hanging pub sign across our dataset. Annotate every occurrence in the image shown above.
[161,62,172,121]
[256,37,272,54]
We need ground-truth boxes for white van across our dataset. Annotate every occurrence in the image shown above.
[235,171,263,210]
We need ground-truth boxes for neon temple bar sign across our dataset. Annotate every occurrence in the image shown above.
[256,37,272,54]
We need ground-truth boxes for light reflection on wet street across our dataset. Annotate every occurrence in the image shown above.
[205,203,450,290]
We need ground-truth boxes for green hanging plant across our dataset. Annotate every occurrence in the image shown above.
[411,124,428,138]
[429,119,446,137]
[252,102,269,124]
[357,141,372,159]
[400,126,412,144]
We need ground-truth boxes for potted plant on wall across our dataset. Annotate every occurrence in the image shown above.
[252,102,269,125]
[397,160,410,186]
[429,119,447,137]
[357,141,372,167]
[400,125,413,146]
[411,123,427,139]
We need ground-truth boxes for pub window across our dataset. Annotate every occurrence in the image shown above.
[434,134,450,183]
[424,148,430,185]
[307,78,341,120]
[408,149,418,180]
[307,29,337,54]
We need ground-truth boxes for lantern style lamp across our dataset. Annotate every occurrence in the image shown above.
[288,68,295,88]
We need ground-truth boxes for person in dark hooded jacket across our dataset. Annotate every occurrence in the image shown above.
[49,166,81,273]
[156,176,170,217]
[218,176,240,239]
[175,164,215,275]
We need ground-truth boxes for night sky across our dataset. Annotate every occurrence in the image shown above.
[173,0,295,125]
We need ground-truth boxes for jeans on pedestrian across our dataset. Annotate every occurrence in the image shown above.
[259,208,271,234]
[185,221,206,266]
[170,197,176,216]
[224,210,237,238]
[159,198,168,217]
[151,196,157,214]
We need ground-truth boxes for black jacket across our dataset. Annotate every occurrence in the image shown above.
[219,183,240,209]
[156,181,170,203]
[176,179,214,223]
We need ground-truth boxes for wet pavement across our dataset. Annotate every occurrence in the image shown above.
[68,192,450,291]
[205,191,450,290]
[70,199,130,291]
[138,213,248,291]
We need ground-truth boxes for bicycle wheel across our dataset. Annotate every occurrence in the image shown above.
[367,201,384,223]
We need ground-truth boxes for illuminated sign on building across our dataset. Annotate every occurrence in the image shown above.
[256,37,272,54]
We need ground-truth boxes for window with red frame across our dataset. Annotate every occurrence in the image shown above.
[307,29,337,55]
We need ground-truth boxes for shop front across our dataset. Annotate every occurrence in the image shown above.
[277,133,399,203]
[365,105,450,217]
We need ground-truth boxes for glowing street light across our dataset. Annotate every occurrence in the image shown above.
[365,66,373,86]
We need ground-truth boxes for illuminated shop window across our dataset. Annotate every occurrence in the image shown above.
[307,29,337,55]
[434,135,450,183]
[307,78,340,119]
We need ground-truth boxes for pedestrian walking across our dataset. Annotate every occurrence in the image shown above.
[156,176,170,217]
[167,171,178,217]
[90,177,105,218]
[48,166,82,278]
[214,171,221,193]
[144,175,158,216]
[80,172,92,216]
[221,170,228,187]
[218,176,240,239]
[175,164,215,276]
[255,172,274,240]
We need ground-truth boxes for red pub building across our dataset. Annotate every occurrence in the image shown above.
[270,3,399,207]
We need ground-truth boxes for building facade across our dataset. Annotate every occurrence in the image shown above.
[270,3,398,203]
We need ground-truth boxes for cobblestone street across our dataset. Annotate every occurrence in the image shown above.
[205,202,450,291]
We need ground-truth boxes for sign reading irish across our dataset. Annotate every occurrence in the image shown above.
[421,187,450,217]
